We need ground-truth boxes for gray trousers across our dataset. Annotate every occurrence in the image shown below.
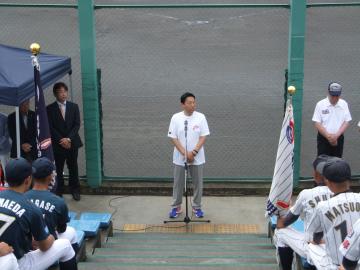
[171,164,204,209]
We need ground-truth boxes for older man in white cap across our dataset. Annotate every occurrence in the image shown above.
[312,82,352,157]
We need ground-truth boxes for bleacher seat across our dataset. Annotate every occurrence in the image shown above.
[79,212,112,228]
[76,230,85,245]
[270,216,304,232]
[68,211,77,220]
[68,220,100,237]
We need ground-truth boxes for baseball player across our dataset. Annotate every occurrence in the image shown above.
[25,157,78,253]
[274,155,336,270]
[307,159,360,270]
[0,158,77,270]
[0,242,19,270]
[339,218,360,270]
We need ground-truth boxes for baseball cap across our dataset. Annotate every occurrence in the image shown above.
[5,158,35,186]
[323,159,351,183]
[32,157,55,179]
[313,155,342,175]
[328,82,342,96]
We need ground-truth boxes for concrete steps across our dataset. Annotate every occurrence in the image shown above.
[79,232,277,270]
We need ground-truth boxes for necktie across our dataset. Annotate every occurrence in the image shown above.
[59,104,65,119]
[23,115,28,129]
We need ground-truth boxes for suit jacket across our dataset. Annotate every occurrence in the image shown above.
[0,113,11,155]
[7,110,37,160]
[47,101,83,153]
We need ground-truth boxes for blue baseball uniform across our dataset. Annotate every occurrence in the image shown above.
[25,190,69,239]
[0,190,49,259]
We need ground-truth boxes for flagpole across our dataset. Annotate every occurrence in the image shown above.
[15,107,20,158]
[287,85,296,106]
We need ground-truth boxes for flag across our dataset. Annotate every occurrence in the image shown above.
[266,103,294,217]
[0,161,4,186]
[33,57,57,192]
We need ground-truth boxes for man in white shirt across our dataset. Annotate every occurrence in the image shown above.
[312,82,352,157]
[167,92,210,218]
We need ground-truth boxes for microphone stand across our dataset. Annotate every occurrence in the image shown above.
[164,120,210,225]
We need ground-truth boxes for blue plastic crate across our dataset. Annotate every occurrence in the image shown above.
[79,212,112,228]
[68,220,100,237]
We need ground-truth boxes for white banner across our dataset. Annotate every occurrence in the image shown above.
[266,103,294,217]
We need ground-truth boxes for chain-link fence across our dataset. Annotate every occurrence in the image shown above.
[301,6,360,178]
[0,2,359,180]
[96,7,289,178]
[0,5,85,176]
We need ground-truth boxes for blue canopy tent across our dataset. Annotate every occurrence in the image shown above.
[0,44,72,157]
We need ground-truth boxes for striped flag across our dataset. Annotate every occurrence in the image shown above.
[33,56,57,192]
[266,103,294,217]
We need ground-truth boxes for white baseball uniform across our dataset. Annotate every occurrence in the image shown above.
[0,253,19,270]
[339,217,360,268]
[274,186,333,258]
[57,226,77,245]
[17,239,74,270]
[307,192,360,269]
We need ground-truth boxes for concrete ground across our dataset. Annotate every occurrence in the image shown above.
[65,195,269,234]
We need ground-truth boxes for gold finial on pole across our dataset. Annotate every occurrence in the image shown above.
[30,43,41,56]
[287,85,296,96]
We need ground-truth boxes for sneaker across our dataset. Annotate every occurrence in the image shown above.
[169,207,182,218]
[193,208,204,218]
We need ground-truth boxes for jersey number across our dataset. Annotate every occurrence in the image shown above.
[0,213,16,236]
[334,220,348,242]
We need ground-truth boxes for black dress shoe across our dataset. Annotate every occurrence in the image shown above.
[71,191,81,201]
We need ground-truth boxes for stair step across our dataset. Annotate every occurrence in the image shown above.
[84,231,277,270]
[95,247,275,256]
[107,235,271,243]
[102,241,274,250]
[111,233,268,239]
[78,261,278,269]
[87,254,276,263]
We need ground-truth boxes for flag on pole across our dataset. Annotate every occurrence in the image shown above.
[266,102,294,217]
[33,56,57,192]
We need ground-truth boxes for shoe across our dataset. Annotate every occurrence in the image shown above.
[169,207,182,218]
[193,208,204,218]
[71,190,81,201]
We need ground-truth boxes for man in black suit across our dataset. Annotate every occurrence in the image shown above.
[8,100,37,162]
[47,82,83,201]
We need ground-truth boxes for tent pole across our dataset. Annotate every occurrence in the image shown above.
[15,107,20,158]
[69,73,73,101]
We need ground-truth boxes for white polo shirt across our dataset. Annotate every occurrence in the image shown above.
[168,111,210,166]
[312,97,352,134]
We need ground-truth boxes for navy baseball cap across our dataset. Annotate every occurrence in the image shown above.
[328,82,342,96]
[323,159,351,183]
[5,158,35,186]
[313,155,342,175]
[32,157,55,179]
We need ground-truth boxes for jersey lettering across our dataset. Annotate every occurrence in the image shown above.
[30,199,56,213]
[325,202,360,222]
[0,198,26,217]
[0,213,15,236]
[308,193,332,208]
[334,220,348,242]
